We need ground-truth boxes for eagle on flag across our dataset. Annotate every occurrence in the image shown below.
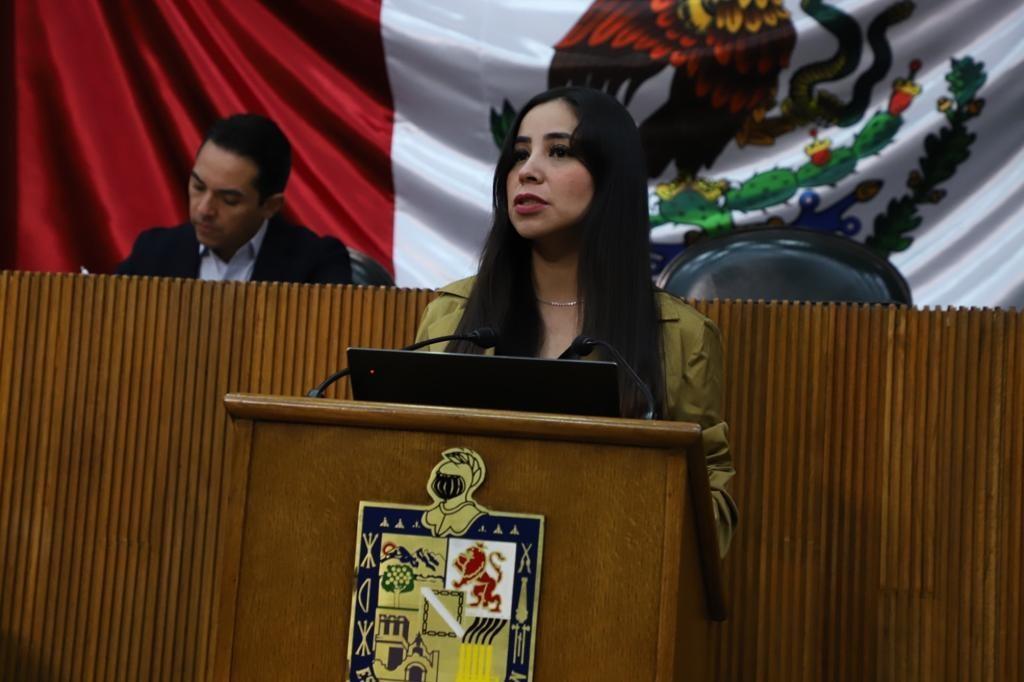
[549,0,797,181]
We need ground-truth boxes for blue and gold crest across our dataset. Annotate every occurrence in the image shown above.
[347,448,544,681]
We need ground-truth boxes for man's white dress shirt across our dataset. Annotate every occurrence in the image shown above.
[198,220,268,282]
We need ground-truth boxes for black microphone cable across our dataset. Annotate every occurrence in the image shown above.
[565,335,657,420]
[305,326,499,398]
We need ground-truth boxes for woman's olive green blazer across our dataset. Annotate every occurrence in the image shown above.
[416,277,737,555]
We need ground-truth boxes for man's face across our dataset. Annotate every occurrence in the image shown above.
[188,141,283,260]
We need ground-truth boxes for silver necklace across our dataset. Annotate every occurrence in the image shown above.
[536,297,579,307]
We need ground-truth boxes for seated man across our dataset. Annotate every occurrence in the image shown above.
[116,113,352,284]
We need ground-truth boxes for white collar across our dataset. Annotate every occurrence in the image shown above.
[198,218,269,261]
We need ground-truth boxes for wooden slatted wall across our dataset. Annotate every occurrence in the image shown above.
[0,272,1021,681]
[700,299,1024,682]
[0,273,434,681]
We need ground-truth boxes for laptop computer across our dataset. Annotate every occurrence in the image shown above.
[346,348,621,417]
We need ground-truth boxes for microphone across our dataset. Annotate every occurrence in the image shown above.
[403,326,499,353]
[305,326,499,398]
[564,335,657,420]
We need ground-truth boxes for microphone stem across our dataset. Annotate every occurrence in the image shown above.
[589,340,657,420]
[401,333,465,352]
[305,332,485,398]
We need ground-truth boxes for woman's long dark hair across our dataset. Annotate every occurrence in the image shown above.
[449,86,665,418]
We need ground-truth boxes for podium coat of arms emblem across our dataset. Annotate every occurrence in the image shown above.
[347,448,544,682]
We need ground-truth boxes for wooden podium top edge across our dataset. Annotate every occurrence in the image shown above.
[223,394,701,449]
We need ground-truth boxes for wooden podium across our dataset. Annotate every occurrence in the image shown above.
[213,394,725,681]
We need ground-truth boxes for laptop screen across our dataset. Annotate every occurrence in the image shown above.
[346,348,621,417]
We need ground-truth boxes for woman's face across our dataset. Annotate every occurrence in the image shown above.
[506,99,594,246]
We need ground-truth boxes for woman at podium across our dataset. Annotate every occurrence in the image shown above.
[415,86,737,555]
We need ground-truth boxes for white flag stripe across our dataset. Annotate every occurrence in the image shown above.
[382,1,582,287]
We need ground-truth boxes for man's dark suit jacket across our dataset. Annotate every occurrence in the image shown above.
[115,216,352,284]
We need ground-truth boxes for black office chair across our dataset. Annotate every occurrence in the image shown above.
[655,227,911,304]
[349,249,396,286]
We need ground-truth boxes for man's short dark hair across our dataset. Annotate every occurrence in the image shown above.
[202,113,291,201]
